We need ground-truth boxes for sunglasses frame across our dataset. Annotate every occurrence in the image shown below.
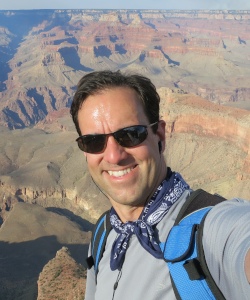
[76,121,158,154]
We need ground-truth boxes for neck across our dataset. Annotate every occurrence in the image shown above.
[111,202,145,223]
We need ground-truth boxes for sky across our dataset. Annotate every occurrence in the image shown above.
[0,0,250,10]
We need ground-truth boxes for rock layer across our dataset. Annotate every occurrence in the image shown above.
[0,9,250,128]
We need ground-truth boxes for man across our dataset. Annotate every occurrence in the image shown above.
[70,70,250,299]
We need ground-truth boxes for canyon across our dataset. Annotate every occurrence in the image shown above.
[0,9,249,300]
[0,9,250,129]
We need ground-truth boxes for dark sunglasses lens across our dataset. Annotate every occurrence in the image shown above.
[77,135,107,153]
[77,125,149,153]
[115,126,147,147]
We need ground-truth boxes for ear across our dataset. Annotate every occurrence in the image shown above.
[156,120,166,153]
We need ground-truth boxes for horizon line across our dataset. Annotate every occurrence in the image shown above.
[0,8,250,11]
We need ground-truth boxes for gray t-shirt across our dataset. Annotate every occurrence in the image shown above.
[85,190,250,300]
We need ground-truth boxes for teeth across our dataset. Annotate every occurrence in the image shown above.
[108,168,132,177]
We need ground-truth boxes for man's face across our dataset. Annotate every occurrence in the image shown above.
[77,87,166,218]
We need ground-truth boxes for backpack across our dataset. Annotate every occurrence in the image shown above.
[86,189,226,300]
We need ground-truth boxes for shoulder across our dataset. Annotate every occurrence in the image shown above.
[203,198,250,300]
[203,197,250,256]
[203,197,250,258]
[204,197,250,228]
[203,198,250,259]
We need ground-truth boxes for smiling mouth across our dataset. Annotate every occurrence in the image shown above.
[107,166,136,178]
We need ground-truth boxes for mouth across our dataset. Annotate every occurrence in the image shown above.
[107,166,136,178]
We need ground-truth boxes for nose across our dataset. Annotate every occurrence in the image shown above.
[103,136,128,164]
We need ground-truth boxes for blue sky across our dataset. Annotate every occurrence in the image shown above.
[0,0,250,10]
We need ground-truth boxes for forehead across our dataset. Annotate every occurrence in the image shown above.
[78,87,149,133]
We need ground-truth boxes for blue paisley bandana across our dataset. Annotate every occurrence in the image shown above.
[109,170,189,271]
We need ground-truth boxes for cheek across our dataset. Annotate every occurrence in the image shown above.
[140,141,159,157]
[129,144,158,163]
[86,155,102,172]
[127,146,148,160]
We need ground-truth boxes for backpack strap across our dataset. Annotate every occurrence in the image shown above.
[162,189,226,300]
[175,189,226,224]
[86,210,112,280]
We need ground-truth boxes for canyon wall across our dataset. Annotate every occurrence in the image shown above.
[0,9,250,129]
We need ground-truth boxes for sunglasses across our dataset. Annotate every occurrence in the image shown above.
[76,122,158,154]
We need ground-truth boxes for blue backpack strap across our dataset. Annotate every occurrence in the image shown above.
[161,189,226,300]
[86,210,112,280]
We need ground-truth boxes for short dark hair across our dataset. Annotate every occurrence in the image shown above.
[70,70,160,136]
